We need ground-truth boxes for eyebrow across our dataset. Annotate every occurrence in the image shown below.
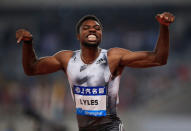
[82,24,100,27]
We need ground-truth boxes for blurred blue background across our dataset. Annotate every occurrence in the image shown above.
[0,0,191,131]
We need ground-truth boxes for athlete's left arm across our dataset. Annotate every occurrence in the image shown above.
[118,12,175,68]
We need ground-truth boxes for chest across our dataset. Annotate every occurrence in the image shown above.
[67,57,111,86]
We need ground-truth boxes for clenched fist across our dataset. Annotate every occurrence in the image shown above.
[156,12,175,26]
[16,29,33,44]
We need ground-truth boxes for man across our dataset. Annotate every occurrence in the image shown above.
[16,12,175,131]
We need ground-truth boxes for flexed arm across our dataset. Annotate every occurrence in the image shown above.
[109,12,175,68]
[153,12,175,65]
[16,29,72,75]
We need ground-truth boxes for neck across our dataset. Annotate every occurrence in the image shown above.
[81,45,101,64]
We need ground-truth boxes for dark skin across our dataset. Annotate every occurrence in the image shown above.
[16,12,175,78]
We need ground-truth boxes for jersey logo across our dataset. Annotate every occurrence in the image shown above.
[80,65,87,72]
[96,58,106,65]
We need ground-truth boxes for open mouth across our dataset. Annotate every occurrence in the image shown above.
[87,34,97,41]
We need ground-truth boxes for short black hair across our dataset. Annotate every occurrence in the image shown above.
[76,15,102,34]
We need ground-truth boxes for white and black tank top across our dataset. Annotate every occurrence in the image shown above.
[66,49,121,128]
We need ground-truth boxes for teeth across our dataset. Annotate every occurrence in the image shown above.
[88,35,96,41]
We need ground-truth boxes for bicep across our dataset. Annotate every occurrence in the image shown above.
[120,50,161,68]
[33,55,62,75]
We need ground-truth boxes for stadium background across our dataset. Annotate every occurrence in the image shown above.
[0,0,191,131]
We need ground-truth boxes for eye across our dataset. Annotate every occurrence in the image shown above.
[83,25,90,30]
[94,25,101,30]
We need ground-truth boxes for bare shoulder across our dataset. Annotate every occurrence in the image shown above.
[54,50,73,58]
[108,47,132,57]
[107,48,131,76]
[54,50,74,71]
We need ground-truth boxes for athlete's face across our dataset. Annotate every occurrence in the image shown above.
[77,20,102,47]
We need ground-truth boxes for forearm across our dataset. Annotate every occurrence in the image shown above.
[154,24,169,65]
[22,42,38,75]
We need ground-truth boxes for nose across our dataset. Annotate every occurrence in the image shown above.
[88,27,96,33]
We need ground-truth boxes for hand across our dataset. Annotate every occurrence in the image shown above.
[156,12,175,26]
[16,29,33,44]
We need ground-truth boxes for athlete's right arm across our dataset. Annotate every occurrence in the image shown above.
[16,29,72,76]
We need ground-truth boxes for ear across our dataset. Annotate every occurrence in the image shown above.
[77,34,80,41]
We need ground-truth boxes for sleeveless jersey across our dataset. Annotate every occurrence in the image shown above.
[66,49,121,128]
